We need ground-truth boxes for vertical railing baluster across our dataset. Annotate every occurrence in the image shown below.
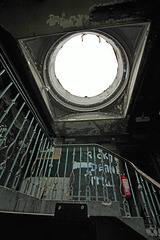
[0,69,5,76]
[124,162,140,217]
[93,147,98,201]
[140,176,157,227]
[151,186,160,212]
[101,149,109,202]
[31,137,47,196]
[78,147,82,201]
[44,147,55,198]
[38,141,50,179]
[85,146,91,201]
[135,171,152,227]
[20,128,42,192]
[0,102,26,148]
[39,144,52,199]
[61,148,69,200]
[36,141,50,198]
[0,110,30,180]
[12,122,39,190]
[28,133,45,195]
[69,147,75,200]
[109,154,117,201]
[145,180,160,226]
[0,82,13,99]
[0,93,19,124]
[4,117,34,187]
[52,148,62,200]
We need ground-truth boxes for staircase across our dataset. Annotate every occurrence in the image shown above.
[0,41,160,240]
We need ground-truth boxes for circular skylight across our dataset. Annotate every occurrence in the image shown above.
[44,31,129,111]
[55,34,118,97]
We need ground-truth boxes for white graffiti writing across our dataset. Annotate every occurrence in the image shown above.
[87,149,111,161]
[73,161,115,187]
[90,176,113,187]
[73,162,115,175]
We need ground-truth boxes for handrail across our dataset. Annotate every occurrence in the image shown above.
[55,143,160,189]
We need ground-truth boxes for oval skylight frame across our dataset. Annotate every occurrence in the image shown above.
[44,31,129,111]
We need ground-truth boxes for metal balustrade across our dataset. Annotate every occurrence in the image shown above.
[0,48,160,239]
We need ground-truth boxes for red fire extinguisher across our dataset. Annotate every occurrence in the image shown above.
[121,173,131,197]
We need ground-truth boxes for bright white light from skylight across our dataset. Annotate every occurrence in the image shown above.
[55,34,118,97]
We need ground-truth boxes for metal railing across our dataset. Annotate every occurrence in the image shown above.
[0,47,160,237]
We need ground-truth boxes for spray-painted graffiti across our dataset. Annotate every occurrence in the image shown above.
[87,150,109,160]
[46,13,89,28]
[73,160,115,187]
[73,162,115,175]
[71,149,117,187]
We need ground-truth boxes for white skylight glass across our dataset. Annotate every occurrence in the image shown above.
[55,34,118,97]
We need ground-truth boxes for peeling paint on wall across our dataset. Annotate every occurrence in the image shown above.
[46,13,89,28]
[53,117,127,137]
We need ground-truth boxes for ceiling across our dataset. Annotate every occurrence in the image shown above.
[0,0,160,143]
